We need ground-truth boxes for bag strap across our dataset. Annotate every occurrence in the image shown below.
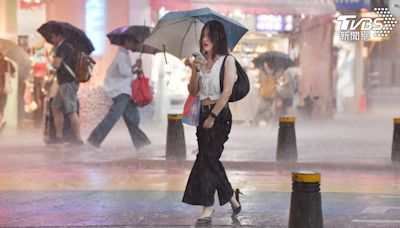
[63,62,76,79]
[219,54,234,92]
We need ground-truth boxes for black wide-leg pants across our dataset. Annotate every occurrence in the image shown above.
[182,104,234,206]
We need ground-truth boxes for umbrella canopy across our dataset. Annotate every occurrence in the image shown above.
[253,51,294,72]
[0,39,32,79]
[143,7,248,59]
[37,21,95,55]
[107,25,161,54]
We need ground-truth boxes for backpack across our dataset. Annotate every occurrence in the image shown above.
[63,43,96,83]
[219,55,250,102]
[260,75,276,98]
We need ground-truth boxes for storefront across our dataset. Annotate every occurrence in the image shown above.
[332,0,396,113]
[150,0,337,120]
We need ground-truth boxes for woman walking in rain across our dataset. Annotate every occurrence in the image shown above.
[182,20,241,225]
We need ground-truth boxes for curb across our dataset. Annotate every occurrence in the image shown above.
[90,158,400,172]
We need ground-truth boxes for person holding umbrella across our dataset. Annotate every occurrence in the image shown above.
[86,27,151,150]
[182,20,242,224]
[46,24,83,146]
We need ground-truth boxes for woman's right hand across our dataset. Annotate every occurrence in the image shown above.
[184,58,202,71]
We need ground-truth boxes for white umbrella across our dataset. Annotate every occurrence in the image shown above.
[143,7,248,59]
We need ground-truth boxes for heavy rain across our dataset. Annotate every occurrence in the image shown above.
[0,0,399,227]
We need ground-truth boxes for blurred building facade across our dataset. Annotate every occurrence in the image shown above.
[1,0,398,128]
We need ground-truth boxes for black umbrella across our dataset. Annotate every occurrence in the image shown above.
[107,25,161,54]
[253,51,294,72]
[37,21,95,55]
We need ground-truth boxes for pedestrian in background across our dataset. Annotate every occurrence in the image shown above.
[182,20,241,225]
[254,61,276,127]
[86,36,150,150]
[0,52,15,132]
[31,47,50,128]
[275,67,295,117]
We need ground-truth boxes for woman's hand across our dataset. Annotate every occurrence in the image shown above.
[203,116,215,129]
[184,58,202,70]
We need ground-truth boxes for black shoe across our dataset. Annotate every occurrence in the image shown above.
[87,139,100,149]
[231,189,242,217]
[231,216,241,226]
[196,209,214,225]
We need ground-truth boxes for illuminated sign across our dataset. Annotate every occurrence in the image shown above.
[335,0,370,10]
[256,14,293,32]
[85,0,105,55]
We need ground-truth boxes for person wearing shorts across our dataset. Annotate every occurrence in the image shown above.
[48,24,83,146]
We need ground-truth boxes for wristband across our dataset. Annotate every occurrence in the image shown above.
[210,112,218,119]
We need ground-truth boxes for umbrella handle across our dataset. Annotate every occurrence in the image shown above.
[163,44,167,64]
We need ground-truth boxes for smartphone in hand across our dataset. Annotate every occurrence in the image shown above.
[192,51,206,64]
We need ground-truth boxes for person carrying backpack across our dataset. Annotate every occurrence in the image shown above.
[48,24,83,146]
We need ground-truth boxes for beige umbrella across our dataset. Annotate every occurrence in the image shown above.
[0,38,32,79]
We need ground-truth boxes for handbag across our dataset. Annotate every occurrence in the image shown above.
[182,95,200,126]
[220,54,250,102]
[131,72,153,107]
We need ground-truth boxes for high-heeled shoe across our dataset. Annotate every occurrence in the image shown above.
[196,209,214,225]
[232,188,243,217]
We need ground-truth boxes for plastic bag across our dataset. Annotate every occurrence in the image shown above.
[131,72,153,107]
[182,95,200,126]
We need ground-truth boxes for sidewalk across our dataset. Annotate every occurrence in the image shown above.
[1,107,399,167]
[1,108,400,227]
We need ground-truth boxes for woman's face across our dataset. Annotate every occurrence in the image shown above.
[201,27,213,53]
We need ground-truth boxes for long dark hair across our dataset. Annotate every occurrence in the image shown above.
[199,20,229,60]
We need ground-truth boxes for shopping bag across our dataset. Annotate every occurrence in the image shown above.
[131,72,153,107]
[182,95,200,126]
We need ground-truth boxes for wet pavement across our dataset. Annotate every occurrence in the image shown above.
[1,105,400,227]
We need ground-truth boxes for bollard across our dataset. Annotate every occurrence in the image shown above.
[276,117,297,162]
[289,171,323,228]
[166,114,186,159]
[392,118,400,162]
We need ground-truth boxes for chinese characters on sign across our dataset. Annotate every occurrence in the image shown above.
[337,8,398,41]
[339,31,371,41]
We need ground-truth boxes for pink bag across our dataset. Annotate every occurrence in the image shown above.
[182,95,200,126]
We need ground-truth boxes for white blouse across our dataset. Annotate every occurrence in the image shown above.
[198,56,225,101]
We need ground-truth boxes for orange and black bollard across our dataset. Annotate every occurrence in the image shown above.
[289,171,323,228]
[166,114,186,159]
[276,117,297,162]
[392,118,400,162]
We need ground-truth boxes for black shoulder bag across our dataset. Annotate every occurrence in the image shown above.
[220,54,250,102]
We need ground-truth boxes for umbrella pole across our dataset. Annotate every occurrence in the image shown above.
[179,18,196,58]
[163,44,167,64]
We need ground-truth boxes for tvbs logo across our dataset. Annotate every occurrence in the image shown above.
[337,15,384,31]
[337,8,397,40]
